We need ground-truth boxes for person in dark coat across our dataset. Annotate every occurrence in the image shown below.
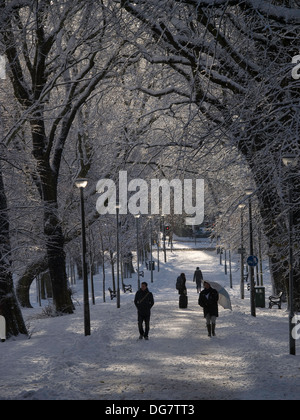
[199,281,219,337]
[176,273,187,295]
[134,282,154,340]
[193,267,203,293]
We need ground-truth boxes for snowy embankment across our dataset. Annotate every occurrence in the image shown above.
[0,242,299,400]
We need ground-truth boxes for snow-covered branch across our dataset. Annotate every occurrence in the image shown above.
[171,0,300,23]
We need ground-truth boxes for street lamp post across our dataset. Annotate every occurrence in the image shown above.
[162,215,167,263]
[157,230,160,272]
[135,214,141,290]
[116,204,120,308]
[239,204,246,299]
[229,247,233,289]
[283,154,298,356]
[75,178,91,336]
[245,188,256,317]
[149,216,154,283]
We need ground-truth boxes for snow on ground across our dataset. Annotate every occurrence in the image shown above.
[0,239,300,400]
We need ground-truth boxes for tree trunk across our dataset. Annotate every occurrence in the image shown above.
[0,162,27,338]
[16,256,48,308]
[31,114,73,314]
[42,186,74,314]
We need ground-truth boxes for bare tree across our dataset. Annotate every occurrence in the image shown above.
[0,0,125,313]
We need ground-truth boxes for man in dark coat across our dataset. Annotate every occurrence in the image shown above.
[134,282,154,340]
[193,267,203,293]
[199,281,219,337]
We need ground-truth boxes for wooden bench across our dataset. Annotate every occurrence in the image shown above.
[269,291,283,309]
[122,283,132,293]
[108,287,117,300]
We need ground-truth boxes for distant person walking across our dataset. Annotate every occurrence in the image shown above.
[199,281,219,337]
[176,273,188,308]
[134,282,154,340]
[193,267,203,293]
[176,273,187,295]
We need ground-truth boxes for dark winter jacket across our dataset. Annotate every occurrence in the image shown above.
[193,269,203,285]
[134,288,154,316]
[199,287,219,317]
[176,274,187,295]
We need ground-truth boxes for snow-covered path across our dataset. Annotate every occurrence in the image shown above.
[1,247,300,400]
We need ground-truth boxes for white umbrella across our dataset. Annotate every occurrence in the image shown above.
[205,281,232,310]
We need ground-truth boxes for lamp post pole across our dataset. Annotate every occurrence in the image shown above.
[162,215,167,263]
[239,204,246,299]
[282,155,298,356]
[245,189,256,317]
[116,204,120,308]
[229,247,233,289]
[135,214,141,290]
[157,230,160,272]
[288,182,295,355]
[75,179,91,336]
[149,216,153,283]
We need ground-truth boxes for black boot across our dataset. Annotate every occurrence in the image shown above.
[207,324,212,337]
[212,323,216,336]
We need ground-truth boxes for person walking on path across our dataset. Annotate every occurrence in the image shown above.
[199,281,219,337]
[134,282,154,340]
[176,273,187,295]
[193,267,203,293]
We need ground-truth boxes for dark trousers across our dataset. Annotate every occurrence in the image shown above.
[138,313,150,337]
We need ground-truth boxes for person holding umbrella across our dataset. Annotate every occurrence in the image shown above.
[199,281,219,337]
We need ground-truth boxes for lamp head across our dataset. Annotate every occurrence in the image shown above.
[245,188,254,196]
[75,178,88,189]
[282,155,298,168]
